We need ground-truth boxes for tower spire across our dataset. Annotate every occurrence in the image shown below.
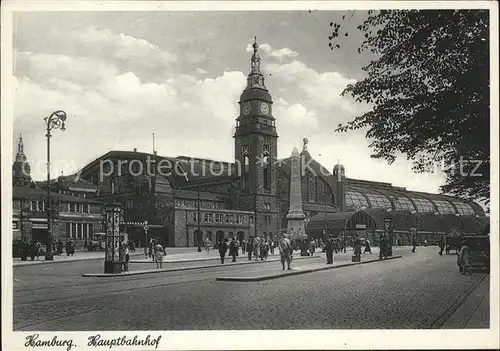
[16,133,26,162]
[246,36,266,89]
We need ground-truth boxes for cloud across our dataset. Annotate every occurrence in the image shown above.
[43,26,176,81]
[196,68,208,74]
[246,42,299,62]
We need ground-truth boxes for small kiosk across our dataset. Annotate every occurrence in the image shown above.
[103,202,123,274]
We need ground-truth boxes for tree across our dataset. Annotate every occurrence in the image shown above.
[330,10,490,204]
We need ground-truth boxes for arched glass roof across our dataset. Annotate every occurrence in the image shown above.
[433,200,456,214]
[410,197,436,213]
[391,196,416,211]
[346,190,369,208]
[452,202,475,215]
[365,193,392,209]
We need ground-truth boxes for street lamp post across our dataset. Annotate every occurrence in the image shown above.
[44,110,67,260]
[197,183,201,252]
[144,221,149,259]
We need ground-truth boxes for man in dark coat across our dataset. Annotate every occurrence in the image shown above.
[218,238,228,264]
[246,237,254,261]
[438,237,445,256]
[379,235,388,260]
[229,237,238,262]
[325,234,335,264]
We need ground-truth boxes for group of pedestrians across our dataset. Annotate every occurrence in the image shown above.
[19,240,41,261]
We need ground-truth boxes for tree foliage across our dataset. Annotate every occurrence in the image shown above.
[330,10,490,204]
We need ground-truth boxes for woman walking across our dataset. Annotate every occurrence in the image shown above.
[154,241,164,269]
[254,237,261,261]
[364,239,372,254]
[458,240,471,275]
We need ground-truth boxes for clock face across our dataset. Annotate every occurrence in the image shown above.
[260,102,269,115]
[243,103,251,115]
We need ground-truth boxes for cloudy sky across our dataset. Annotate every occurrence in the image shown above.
[11,9,447,192]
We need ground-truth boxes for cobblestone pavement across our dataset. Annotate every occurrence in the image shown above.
[13,247,488,330]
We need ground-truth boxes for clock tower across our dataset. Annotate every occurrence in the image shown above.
[234,37,279,241]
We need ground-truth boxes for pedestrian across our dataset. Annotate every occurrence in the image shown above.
[218,238,228,264]
[205,237,211,254]
[20,240,29,261]
[309,239,316,256]
[458,239,471,275]
[247,237,254,261]
[119,238,126,265]
[241,239,246,254]
[254,237,261,261]
[123,242,130,272]
[379,235,388,260]
[34,241,41,260]
[278,232,292,270]
[270,240,275,255]
[438,237,445,256]
[84,239,88,250]
[154,241,164,269]
[262,241,269,260]
[325,235,334,264]
[364,239,372,254]
[229,237,238,262]
[149,239,155,261]
[353,235,362,262]
[411,237,417,253]
[57,239,63,255]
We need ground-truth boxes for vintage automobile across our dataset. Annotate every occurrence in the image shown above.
[87,233,106,251]
[457,235,490,273]
[445,236,462,254]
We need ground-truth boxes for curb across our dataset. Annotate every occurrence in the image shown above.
[82,255,320,277]
[13,252,145,267]
[216,255,403,282]
[130,253,286,264]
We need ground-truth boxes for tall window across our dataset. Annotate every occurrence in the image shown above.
[71,223,77,239]
[243,145,249,191]
[127,199,134,209]
[192,212,197,222]
[263,146,270,190]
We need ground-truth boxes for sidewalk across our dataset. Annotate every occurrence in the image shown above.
[440,274,490,328]
[13,245,410,267]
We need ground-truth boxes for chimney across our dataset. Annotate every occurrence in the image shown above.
[133,148,137,152]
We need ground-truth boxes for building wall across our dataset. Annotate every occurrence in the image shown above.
[174,208,253,247]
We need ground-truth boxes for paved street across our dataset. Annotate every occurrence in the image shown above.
[13,247,488,330]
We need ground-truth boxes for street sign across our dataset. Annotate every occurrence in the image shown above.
[355,224,367,229]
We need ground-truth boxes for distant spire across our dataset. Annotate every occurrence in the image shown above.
[15,134,26,162]
[246,36,266,89]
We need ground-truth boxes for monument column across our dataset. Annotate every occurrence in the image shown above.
[286,147,306,241]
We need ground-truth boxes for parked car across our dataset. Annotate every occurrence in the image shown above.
[457,235,490,273]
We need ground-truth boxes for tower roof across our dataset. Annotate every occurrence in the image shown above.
[239,37,272,103]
